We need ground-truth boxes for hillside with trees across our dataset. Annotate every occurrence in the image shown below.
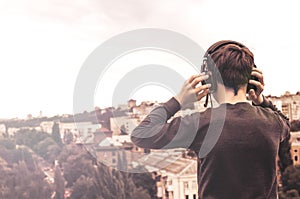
[0,127,155,199]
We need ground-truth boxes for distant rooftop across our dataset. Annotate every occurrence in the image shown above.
[134,149,197,176]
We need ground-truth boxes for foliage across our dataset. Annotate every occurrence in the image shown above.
[34,137,61,162]
[0,138,15,149]
[281,165,300,192]
[63,131,74,145]
[0,141,35,170]
[70,175,99,199]
[278,127,297,198]
[129,166,157,199]
[58,144,151,199]
[291,120,300,132]
[0,157,53,199]
[15,129,49,148]
[52,122,63,146]
[278,134,293,174]
[61,149,95,187]
[54,166,65,199]
[279,189,300,199]
[0,131,155,199]
[14,129,62,164]
[0,134,54,198]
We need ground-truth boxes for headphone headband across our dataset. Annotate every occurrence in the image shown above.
[205,40,246,58]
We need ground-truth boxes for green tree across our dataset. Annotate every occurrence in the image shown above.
[15,129,49,149]
[60,144,151,199]
[59,145,95,187]
[282,165,300,193]
[64,131,74,145]
[291,120,300,131]
[117,150,128,171]
[0,137,15,149]
[0,143,35,170]
[47,144,62,163]
[70,175,99,199]
[0,136,54,198]
[0,157,11,199]
[34,136,61,163]
[1,161,53,199]
[286,189,300,199]
[279,189,300,199]
[129,166,157,199]
[278,134,294,189]
[52,122,62,146]
[54,166,65,199]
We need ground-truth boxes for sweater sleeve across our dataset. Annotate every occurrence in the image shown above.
[253,95,291,142]
[131,97,200,149]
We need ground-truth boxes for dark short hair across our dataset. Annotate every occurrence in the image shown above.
[210,43,254,93]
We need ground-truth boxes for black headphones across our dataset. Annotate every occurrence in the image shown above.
[201,40,257,107]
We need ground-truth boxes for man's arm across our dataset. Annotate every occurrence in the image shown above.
[254,95,290,141]
[131,97,183,149]
[248,68,290,141]
[131,74,210,149]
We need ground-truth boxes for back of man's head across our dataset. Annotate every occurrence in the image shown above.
[208,41,254,94]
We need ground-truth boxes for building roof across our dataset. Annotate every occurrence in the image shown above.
[134,149,197,176]
[96,137,122,147]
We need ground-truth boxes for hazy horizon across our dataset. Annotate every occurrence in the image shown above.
[1,0,299,119]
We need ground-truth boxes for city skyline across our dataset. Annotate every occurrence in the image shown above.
[0,0,299,119]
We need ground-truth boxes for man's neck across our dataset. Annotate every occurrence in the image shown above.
[215,85,249,104]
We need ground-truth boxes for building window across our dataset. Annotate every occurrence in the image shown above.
[295,149,298,153]
[184,181,189,189]
[295,156,298,162]
[185,195,189,199]
[193,194,197,199]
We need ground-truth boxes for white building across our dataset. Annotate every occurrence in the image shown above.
[134,149,198,199]
[40,121,54,134]
[7,127,20,137]
[60,122,100,143]
[291,131,300,165]
[111,134,131,144]
[110,116,141,135]
[40,121,101,143]
[267,92,300,120]
[0,124,6,137]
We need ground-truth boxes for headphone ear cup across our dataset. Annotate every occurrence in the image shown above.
[206,55,218,93]
[201,55,217,93]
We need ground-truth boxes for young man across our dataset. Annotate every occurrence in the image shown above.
[131,40,290,199]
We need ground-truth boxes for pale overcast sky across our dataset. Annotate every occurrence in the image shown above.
[0,0,299,119]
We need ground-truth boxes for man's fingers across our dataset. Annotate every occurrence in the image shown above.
[249,79,264,88]
[190,75,209,88]
[251,70,265,86]
[249,79,259,86]
[252,68,263,74]
[251,71,264,80]
[194,83,211,93]
[197,89,210,100]
[188,74,201,83]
